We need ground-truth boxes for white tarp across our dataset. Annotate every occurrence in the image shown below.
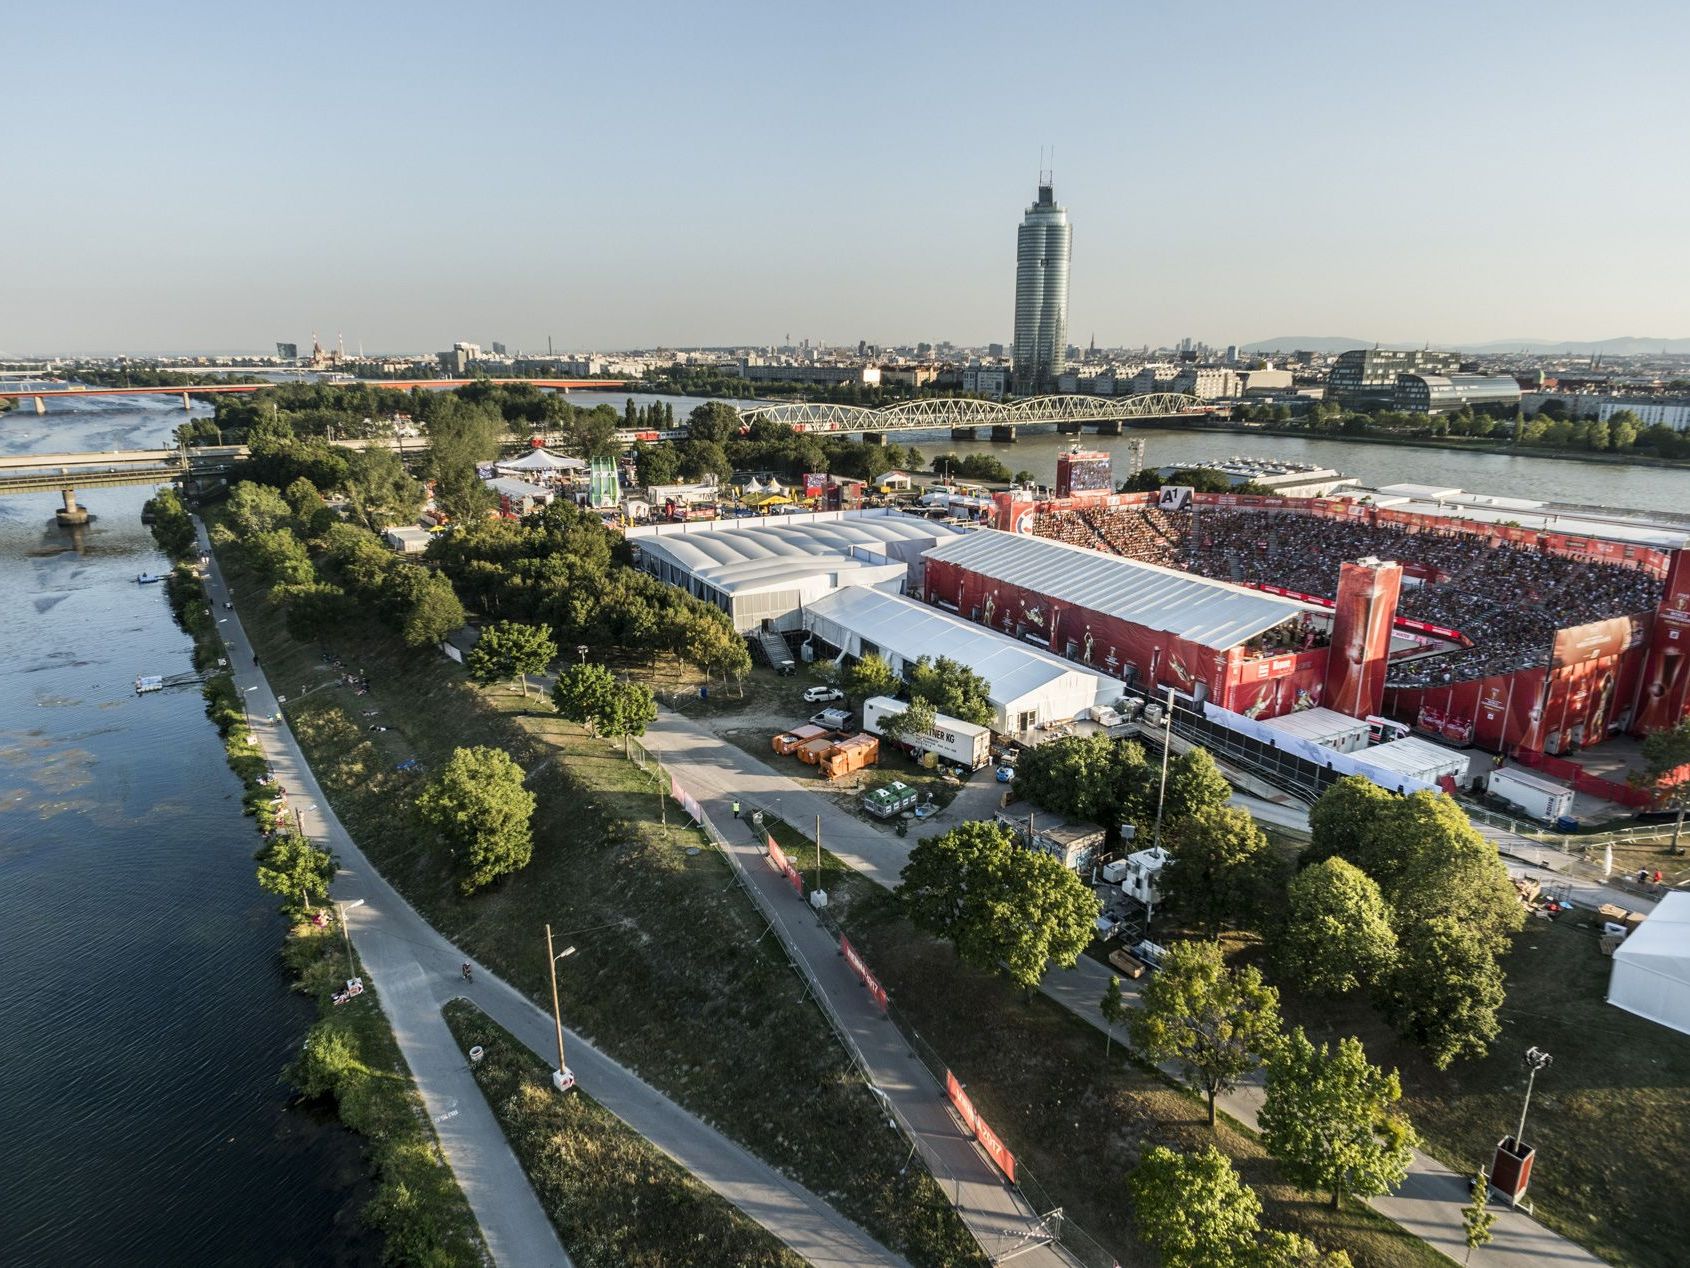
[1610,894,1690,1036]
[497,447,586,473]
[1199,700,1446,797]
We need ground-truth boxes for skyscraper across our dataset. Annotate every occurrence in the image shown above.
[1012,176,1071,395]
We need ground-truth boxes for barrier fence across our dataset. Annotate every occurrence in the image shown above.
[624,734,1123,1268]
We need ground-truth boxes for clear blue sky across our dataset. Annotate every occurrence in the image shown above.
[5,0,1686,354]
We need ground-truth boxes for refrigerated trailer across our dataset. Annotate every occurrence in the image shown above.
[861,696,992,770]
[1487,767,1575,823]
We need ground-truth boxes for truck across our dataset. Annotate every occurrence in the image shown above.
[1486,766,1575,824]
[861,695,992,771]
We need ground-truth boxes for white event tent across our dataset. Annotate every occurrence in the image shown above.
[1609,893,1690,1036]
[496,447,586,475]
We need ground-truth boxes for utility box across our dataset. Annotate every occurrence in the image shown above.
[1490,1137,1535,1204]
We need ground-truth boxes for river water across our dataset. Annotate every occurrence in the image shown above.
[0,398,375,1267]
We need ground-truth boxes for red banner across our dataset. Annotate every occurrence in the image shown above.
[766,833,805,896]
[945,1070,1015,1182]
[839,934,889,1010]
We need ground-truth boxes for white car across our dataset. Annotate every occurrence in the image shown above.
[802,686,845,704]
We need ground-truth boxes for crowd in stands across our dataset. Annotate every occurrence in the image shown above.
[1034,505,1663,686]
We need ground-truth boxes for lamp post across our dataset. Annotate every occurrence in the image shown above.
[1514,1046,1553,1151]
[545,925,577,1093]
[1151,684,1178,850]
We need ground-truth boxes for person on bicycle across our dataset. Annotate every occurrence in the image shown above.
[461,962,473,982]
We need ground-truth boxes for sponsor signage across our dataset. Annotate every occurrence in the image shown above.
[766,833,805,896]
[839,934,889,1010]
[945,1070,1016,1182]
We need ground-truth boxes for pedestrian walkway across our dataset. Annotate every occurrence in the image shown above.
[648,710,1614,1268]
[196,529,904,1268]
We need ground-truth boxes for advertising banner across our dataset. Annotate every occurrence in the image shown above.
[766,834,805,896]
[1550,615,1649,669]
[839,934,889,1010]
[1324,560,1402,721]
[944,1070,1015,1182]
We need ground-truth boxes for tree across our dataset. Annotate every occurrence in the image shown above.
[344,446,423,531]
[687,400,741,444]
[880,695,937,743]
[144,488,197,559]
[1275,858,1398,995]
[1128,940,1281,1126]
[426,397,503,522]
[467,621,557,698]
[254,834,336,914]
[1129,1145,1262,1268]
[401,571,466,648]
[1640,718,1690,853]
[274,581,353,643]
[1101,974,1129,1059]
[1259,1028,1417,1209]
[906,655,994,728]
[1012,732,1152,828]
[415,745,536,894]
[227,480,293,537]
[1385,916,1505,1068]
[551,663,657,742]
[1162,747,1232,822]
[1462,1171,1496,1264]
[897,820,1100,994]
[1160,803,1278,934]
[1305,775,1396,866]
[845,653,901,704]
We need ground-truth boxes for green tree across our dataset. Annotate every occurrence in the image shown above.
[1129,1145,1263,1268]
[1259,1028,1417,1209]
[246,527,317,589]
[1275,857,1398,995]
[1463,1171,1496,1264]
[633,440,682,488]
[254,834,337,914]
[227,480,293,537]
[845,653,901,704]
[1640,718,1690,853]
[1162,747,1232,822]
[1160,803,1278,934]
[467,621,557,698]
[401,571,466,648]
[1128,940,1281,1126]
[897,820,1099,994]
[687,400,741,444]
[426,397,503,522]
[1304,774,1396,866]
[415,745,536,894]
[551,663,657,742]
[1386,916,1506,1068]
[1101,974,1129,1059]
[879,694,937,743]
[144,487,197,560]
[907,654,994,727]
[1012,732,1152,827]
[344,446,424,531]
[273,580,353,643]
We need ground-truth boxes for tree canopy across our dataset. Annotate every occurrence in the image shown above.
[551,663,658,742]
[1161,747,1234,823]
[1385,916,1506,1069]
[1160,803,1278,934]
[254,834,336,915]
[1275,858,1398,996]
[1129,1145,1263,1268]
[845,654,901,705]
[897,820,1099,993]
[1304,775,1396,867]
[906,655,994,728]
[415,745,536,894]
[1010,733,1152,829]
[1259,1028,1417,1209]
[468,621,557,697]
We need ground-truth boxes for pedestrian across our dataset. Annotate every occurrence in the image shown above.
[732,800,741,819]
[1638,867,1649,886]
[1654,869,1664,886]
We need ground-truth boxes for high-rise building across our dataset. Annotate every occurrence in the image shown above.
[1012,177,1071,395]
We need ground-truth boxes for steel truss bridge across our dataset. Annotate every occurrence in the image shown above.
[737,392,1210,435]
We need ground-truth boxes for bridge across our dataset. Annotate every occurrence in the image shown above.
[736,391,1212,440]
[0,377,632,414]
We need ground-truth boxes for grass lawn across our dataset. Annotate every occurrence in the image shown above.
[220,545,980,1268]
[831,881,1448,1268]
[285,922,488,1266]
[442,1000,805,1268]
[1240,912,1690,1268]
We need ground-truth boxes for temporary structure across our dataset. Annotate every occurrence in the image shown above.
[1609,893,1690,1036]
[497,447,586,474]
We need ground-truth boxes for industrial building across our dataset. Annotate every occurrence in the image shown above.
[801,586,1114,734]
[626,509,962,633]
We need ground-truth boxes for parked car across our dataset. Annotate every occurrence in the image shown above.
[803,685,845,704]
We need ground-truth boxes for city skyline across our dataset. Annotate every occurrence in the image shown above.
[5,0,1688,355]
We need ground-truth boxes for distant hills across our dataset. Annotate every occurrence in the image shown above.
[1241,335,1690,357]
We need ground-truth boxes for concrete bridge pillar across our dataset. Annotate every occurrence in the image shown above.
[1093,418,1123,435]
[950,427,976,441]
[1057,421,1083,434]
[990,425,1017,443]
[34,395,46,415]
[862,432,886,446]
[182,392,192,411]
[56,487,89,526]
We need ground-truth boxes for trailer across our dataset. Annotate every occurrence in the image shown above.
[861,695,991,771]
[1487,767,1575,823]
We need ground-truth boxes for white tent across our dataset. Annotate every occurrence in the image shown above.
[766,478,784,495]
[1609,893,1690,1035]
[498,447,586,473]
[744,476,765,494]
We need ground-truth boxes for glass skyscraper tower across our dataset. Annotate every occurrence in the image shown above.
[1012,178,1071,395]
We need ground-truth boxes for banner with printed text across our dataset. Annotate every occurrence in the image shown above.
[766,833,805,896]
[945,1069,1015,1182]
[839,934,889,1010]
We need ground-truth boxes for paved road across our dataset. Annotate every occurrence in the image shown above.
[649,711,1614,1268]
[196,531,905,1268]
[643,715,1070,1266]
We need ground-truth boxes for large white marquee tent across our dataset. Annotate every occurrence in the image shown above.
[1609,893,1690,1036]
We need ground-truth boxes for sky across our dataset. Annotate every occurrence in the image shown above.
[4,0,1687,355]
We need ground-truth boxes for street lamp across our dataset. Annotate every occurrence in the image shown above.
[1151,684,1178,850]
[1492,1046,1552,1208]
[1514,1046,1553,1151]
[545,924,577,1093]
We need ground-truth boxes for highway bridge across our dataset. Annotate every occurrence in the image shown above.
[737,391,1213,439]
[0,377,632,413]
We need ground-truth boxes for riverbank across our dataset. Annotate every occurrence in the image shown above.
[156,514,488,1266]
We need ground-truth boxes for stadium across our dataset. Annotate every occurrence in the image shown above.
[960,485,1690,765]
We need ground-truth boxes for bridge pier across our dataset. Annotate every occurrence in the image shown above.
[1093,418,1123,435]
[862,432,886,446]
[950,427,976,441]
[990,425,1017,443]
[56,487,89,526]
[182,392,191,411]
[34,395,46,415]
[1057,421,1083,434]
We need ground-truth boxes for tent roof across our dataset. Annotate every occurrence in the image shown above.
[486,476,552,498]
[1614,893,1690,982]
[1355,735,1465,780]
[498,447,586,472]
[921,529,1319,649]
[804,587,1112,712]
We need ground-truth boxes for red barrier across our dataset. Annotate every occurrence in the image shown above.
[839,934,889,1010]
[766,833,806,895]
[945,1070,1016,1182]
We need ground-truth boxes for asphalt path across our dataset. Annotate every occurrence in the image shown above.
[195,529,904,1268]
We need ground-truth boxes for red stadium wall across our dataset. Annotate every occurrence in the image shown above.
[1325,560,1403,720]
[1636,550,1690,734]
[922,556,1330,720]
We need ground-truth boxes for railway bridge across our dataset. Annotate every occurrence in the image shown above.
[737,392,1211,442]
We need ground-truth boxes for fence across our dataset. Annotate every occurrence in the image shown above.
[624,734,1120,1268]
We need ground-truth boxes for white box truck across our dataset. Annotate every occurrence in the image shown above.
[862,696,991,770]
[1486,767,1575,823]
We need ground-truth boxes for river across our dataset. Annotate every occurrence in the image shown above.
[0,397,376,1267]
